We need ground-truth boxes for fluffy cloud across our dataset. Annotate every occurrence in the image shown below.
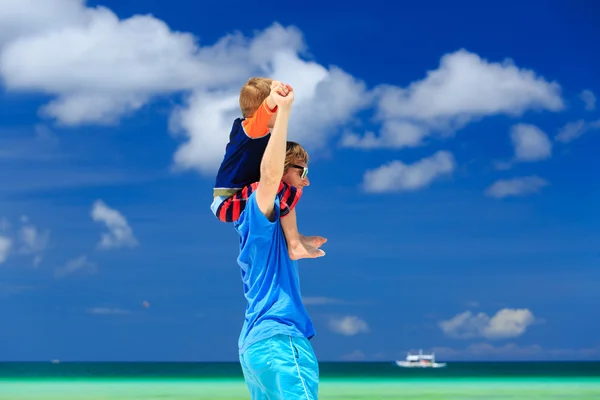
[54,255,97,278]
[169,34,369,174]
[555,119,600,143]
[0,216,49,266]
[329,316,370,336]
[17,216,50,266]
[363,150,455,193]
[439,308,536,340]
[510,123,552,162]
[91,200,138,249]
[347,50,563,149]
[0,0,247,125]
[485,176,549,198]
[0,0,88,46]
[0,1,369,173]
[341,122,427,149]
[580,89,596,111]
[0,0,565,182]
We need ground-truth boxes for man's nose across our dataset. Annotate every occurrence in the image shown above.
[303,176,310,187]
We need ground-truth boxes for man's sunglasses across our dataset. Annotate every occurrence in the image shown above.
[291,164,308,179]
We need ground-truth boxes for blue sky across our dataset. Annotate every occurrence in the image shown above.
[0,0,599,362]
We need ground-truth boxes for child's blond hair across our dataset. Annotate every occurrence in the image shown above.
[239,77,273,118]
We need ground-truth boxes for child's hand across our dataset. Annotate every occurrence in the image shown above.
[272,84,294,110]
[270,80,289,97]
[266,80,288,110]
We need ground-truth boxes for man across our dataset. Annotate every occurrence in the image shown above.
[233,85,323,399]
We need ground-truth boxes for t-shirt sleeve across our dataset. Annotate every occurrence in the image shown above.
[241,99,276,139]
[235,191,280,247]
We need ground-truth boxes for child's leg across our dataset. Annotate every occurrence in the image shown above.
[213,183,260,223]
[281,208,326,260]
[275,181,326,260]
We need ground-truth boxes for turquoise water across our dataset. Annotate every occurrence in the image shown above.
[1,362,599,399]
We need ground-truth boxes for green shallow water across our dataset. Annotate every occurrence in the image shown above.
[1,362,599,399]
[1,379,600,400]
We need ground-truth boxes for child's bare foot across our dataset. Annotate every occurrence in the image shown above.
[289,240,325,260]
[301,235,327,248]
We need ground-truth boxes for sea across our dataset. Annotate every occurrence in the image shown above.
[0,361,599,399]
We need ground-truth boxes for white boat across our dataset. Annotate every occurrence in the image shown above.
[395,349,446,368]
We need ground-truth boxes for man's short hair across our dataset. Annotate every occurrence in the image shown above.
[239,77,273,118]
[284,141,309,171]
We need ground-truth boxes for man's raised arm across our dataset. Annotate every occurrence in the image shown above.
[255,84,294,220]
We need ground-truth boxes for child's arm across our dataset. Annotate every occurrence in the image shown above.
[242,99,276,138]
[241,81,284,139]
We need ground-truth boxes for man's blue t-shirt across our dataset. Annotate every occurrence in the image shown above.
[234,192,315,354]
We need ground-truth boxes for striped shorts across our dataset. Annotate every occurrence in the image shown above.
[211,182,301,223]
[239,334,319,400]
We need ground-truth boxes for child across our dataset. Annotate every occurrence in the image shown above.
[211,77,326,260]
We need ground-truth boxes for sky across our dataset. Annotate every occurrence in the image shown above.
[0,0,599,362]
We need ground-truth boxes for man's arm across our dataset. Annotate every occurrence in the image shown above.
[255,86,294,221]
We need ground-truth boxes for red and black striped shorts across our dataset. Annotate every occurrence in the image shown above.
[213,181,302,223]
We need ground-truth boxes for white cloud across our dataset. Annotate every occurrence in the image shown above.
[349,49,563,148]
[510,123,552,162]
[0,235,12,264]
[340,122,427,149]
[363,150,455,193]
[485,176,549,198]
[329,316,370,336]
[0,2,568,184]
[439,308,536,340]
[555,119,600,143]
[0,3,369,173]
[169,29,370,174]
[91,200,138,250]
[17,218,50,266]
[0,216,49,266]
[87,307,130,315]
[54,255,96,278]
[484,309,537,339]
[580,89,596,111]
[377,50,563,121]
[0,0,88,46]
[169,90,240,175]
[0,1,247,126]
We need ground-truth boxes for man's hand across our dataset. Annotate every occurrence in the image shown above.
[266,80,288,110]
[270,80,289,97]
[271,84,294,111]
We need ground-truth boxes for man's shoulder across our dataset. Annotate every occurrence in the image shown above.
[236,191,280,237]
